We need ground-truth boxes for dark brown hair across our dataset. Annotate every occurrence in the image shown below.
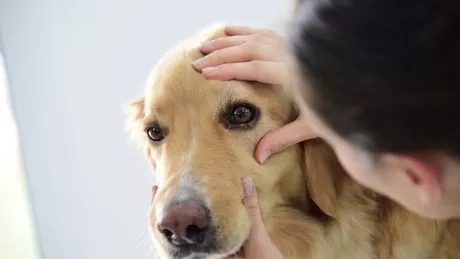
[288,0,460,157]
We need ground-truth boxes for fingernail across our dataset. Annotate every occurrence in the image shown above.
[258,150,271,165]
[199,41,213,49]
[202,67,218,74]
[242,177,254,196]
[192,57,206,67]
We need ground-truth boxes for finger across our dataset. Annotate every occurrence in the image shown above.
[199,34,274,54]
[241,177,283,259]
[199,36,248,54]
[225,25,281,40]
[151,185,158,205]
[255,118,318,164]
[193,43,281,70]
[201,61,288,86]
[241,176,268,238]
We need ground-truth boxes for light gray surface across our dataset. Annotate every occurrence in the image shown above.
[0,0,290,258]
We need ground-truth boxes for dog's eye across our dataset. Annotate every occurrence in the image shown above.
[220,102,260,130]
[146,126,164,142]
[230,106,254,124]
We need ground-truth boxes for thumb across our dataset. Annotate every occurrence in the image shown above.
[241,177,284,259]
[255,117,317,164]
[241,177,268,238]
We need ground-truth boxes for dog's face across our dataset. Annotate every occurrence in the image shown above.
[126,25,310,259]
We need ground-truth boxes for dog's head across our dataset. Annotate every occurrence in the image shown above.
[126,24,341,259]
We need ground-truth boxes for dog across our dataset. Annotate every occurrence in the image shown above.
[126,24,460,259]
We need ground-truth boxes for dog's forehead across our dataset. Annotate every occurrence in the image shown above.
[143,24,280,112]
[144,52,263,113]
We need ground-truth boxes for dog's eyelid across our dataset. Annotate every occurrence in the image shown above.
[141,119,153,130]
[144,121,170,140]
[217,100,261,130]
[143,120,167,131]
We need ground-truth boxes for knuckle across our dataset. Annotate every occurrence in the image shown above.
[244,195,259,208]
[212,37,225,47]
[245,203,259,214]
[249,60,263,80]
[242,43,257,59]
[250,33,263,43]
[249,208,261,221]
[247,203,259,212]
[249,60,260,71]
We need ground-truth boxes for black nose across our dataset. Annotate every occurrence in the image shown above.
[156,200,210,246]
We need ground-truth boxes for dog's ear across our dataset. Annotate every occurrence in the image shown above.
[124,96,156,168]
[124,96,145,142]
[301,138,345,218]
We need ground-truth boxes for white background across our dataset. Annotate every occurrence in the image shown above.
[0,0,291,258]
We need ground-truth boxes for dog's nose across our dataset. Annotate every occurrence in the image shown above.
[157,201,210,246]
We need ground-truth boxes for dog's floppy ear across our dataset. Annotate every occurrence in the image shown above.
[301,138,344,218]
[125,96,158,170]
[124,96,145,142]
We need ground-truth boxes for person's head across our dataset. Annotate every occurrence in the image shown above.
[288,0,460,219]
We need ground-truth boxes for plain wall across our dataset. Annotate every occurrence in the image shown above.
[0,51,41,259]
[0,0,291,258]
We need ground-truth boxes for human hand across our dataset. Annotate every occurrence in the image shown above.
[192,25,288,85]
[193,25,317,164]
[227,176,284,259]
[255,116,317,164]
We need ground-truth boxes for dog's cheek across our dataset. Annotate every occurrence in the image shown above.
[145,147,157,170]
[148,205,156,228]
[148,205,158,239]
[212,198,251,248]
[148,206,167,255]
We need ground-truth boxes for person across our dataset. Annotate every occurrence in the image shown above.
[164,0,460,258]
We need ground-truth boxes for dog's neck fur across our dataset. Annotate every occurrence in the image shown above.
[321,165,460,258]
[259,135,460,258]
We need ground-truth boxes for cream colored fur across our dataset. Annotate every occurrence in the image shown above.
[126,24,460,259]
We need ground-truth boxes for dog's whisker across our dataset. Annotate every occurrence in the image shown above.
[146,244,155,256]
[135,239,148,250]
[139,239,151,250]
[133,231,146,242]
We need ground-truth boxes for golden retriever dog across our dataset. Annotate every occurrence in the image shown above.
[126,24,460,259]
